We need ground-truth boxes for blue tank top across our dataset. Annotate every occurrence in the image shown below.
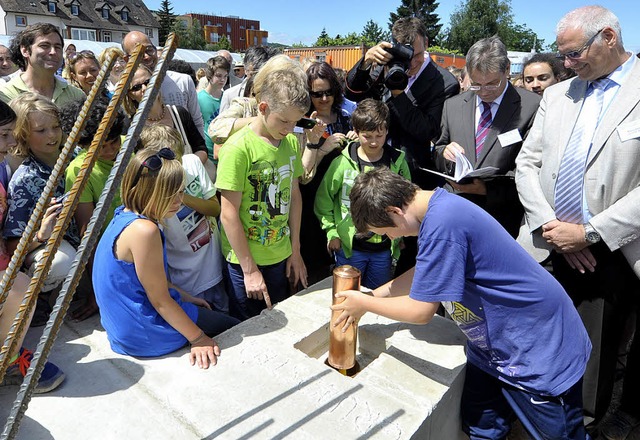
[93,206,198,357]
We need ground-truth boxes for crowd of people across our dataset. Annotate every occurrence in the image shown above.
[0,4,639,438]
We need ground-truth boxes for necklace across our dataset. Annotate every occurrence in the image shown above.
[148,105,166,122]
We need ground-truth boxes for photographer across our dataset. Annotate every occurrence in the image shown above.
[346,17,459,189]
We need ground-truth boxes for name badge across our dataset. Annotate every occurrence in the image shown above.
[498,129,522,148]
[617,120,640,142]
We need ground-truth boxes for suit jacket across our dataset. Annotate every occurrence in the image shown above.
[515,58,640,276]
[346,57,460,171]
[433,84,541,237]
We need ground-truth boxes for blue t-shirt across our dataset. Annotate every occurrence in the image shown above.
[410,189,591,396]
[93,207,198,357]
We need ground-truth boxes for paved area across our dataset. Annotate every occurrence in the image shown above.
[1,279,468,439]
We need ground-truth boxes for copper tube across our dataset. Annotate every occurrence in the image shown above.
[328,265,361,371]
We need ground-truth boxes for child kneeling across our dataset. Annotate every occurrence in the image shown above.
[92,149,239,368]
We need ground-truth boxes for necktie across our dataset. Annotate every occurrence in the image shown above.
[554,79,608,223]
[475,101,492,159]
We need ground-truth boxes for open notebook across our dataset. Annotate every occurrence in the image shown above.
[421,149,498,183]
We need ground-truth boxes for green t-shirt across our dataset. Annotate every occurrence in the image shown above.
[65,149,122,229]
[216,125,303,265]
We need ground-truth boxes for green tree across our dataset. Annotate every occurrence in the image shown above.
[445,0,544,53]
[389,0,442,43]
[172,19,207,50]
[361,19,390,46]
[157,0,176,47]
[502,23,544,52]
[315,28,331,46]
[446,0,511,53]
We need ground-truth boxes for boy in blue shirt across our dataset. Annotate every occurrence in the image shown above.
[332,167,591,439]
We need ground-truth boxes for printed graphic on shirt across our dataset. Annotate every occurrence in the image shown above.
[245,157,295,246]
[443,301,489,351]
[176,205,211,252]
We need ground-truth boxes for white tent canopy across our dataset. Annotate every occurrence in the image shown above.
[0,36,242,71]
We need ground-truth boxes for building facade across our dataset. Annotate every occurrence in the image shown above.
[0,0,159,45]
[180,13,267,51]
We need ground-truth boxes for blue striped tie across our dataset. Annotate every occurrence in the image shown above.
[554,79,608,223]
[475,101,492,159]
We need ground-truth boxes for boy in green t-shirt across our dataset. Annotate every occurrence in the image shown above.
[314,99,411,289]
[216,66,310,320]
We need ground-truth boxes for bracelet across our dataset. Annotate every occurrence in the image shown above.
[306,136,326,150]
[189,330,206,345]
[35,233,47,244]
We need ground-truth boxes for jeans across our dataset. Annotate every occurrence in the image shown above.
[225,260,290,321]
[195,281,230,314]
[334,248,392,290]
[461,363,588,439]
[196,306,240,336]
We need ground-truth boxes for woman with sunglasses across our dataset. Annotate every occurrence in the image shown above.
[300,62,358,285]
[98,47,126,98]
[123,65,208,165]
[67,50,101,95]
[92,148,238,367]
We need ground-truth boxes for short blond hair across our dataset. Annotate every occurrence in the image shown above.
[120,148,184,224]
[140,124,184,160]
[253,55,309,113]
[10,92,61,158]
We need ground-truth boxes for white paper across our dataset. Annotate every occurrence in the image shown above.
[421,149,499,183]
[497,129,522,147]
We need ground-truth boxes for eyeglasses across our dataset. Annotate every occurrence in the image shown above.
[124,45,156,60]
[129,78,150,92]
[68,50,95,63]
[469,78,502,92]
[114,58,126,67]
[556,29,603,61]
[131,148,176,187]
[310,90,333,99]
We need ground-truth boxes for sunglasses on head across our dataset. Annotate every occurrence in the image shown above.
[131,147,176,187]
[68,50,95,62]
[310,90,333,99]
[130,78,150,92]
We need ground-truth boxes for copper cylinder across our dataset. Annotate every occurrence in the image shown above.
[328,265,361,371]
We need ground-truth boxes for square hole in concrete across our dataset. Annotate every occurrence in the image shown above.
[294,323,383,377]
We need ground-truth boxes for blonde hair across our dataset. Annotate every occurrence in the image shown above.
[10,92,61,158]
[98,46,125,67]
[195,68,206,81]
[120,148,184,223]
[252,55,309,113]
[122,65,157,117]
[140,124,185,160]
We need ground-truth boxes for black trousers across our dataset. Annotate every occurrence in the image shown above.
[551,242,640,421]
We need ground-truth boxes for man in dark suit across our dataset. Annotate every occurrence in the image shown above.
[346,17,460,190]
[433,36,541,237]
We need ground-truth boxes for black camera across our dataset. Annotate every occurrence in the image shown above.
[383,42,414,90]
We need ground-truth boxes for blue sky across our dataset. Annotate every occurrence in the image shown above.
[146,1,640,53]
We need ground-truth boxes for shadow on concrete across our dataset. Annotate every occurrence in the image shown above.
[0,412,53,440]
[218,308,289,349]
[202,369,334,439]
[359,319,466,347]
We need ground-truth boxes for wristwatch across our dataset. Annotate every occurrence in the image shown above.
[584,223,601,244]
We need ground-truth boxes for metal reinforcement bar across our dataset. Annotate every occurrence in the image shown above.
[1,32,178,440]
[0,49,120,379]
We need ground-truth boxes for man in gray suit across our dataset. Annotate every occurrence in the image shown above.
[516,5,640,435]
[434,36,540,237]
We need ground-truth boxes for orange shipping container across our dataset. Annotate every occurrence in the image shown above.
[284,46,466,71]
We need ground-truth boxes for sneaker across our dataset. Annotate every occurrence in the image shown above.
[600,410,640,440]
[1,347,65,394]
